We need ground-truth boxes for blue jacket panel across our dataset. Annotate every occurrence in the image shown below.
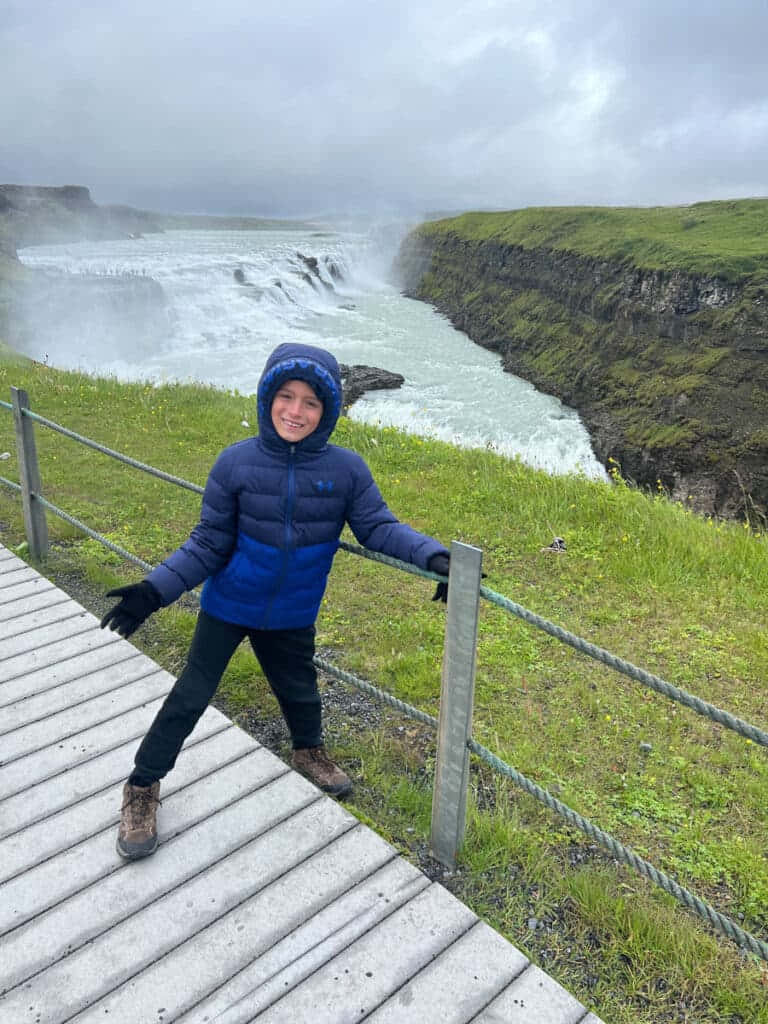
[146,343,447,629]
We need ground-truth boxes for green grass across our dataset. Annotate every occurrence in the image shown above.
[2,353,768,1021]
[419,198,768,281]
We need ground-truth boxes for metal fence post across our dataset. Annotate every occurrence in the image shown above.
[11,387,49,561]
[430,540,483,869]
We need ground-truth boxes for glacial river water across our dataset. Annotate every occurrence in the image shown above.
[19,226,606,479]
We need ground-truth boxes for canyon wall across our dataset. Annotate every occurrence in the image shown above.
[398,226,768,521]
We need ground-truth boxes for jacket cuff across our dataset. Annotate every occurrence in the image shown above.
[144,563,187,607]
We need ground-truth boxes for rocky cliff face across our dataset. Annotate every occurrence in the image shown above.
[397,229,768,522]
[0,184,162,252]
[0,185,167,354]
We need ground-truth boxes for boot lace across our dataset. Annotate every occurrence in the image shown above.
[123,786,161,829]
[309,746,335,768]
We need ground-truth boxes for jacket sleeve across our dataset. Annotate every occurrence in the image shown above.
[345,455,448,569]
[145,449,239,605]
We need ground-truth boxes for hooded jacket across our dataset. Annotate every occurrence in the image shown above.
[146,342,448,629]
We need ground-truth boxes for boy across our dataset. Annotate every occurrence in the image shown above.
[101,342,450,860]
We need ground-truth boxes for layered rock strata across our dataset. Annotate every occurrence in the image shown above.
[398,229,768,520]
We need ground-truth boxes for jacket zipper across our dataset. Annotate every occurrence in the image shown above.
[262,444,296,627]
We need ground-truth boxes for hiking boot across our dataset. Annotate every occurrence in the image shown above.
[116,781,161,860]
[292,746,353,798]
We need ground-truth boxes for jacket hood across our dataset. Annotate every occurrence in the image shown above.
[257,343,343,451]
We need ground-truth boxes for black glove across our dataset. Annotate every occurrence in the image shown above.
[428,553,450,603]
[100,580,162,638]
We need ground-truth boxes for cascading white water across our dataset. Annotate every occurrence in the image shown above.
[18,227,607,478]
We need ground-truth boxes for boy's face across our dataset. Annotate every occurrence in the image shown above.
[271,378,323,442]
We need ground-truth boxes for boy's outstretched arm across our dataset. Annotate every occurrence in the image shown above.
[100,448,239,635]
[345,456,449,583]
[100,581,163,637]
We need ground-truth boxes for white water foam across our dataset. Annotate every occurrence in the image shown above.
[18,227,606,479]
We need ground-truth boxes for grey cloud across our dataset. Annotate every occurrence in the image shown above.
[1,0,767,215]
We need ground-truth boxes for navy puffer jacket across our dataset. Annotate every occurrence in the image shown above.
[146,343,448,629]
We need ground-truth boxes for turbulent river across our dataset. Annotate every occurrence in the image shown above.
[18,226,605,478]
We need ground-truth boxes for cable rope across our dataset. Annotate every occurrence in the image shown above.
[14,405,205,494]
[33,494,154,572]
[3,401,768,957]
[0,474,22,494]
[339,541,768,747]
[315,652,768,959]
[479,584,768,748]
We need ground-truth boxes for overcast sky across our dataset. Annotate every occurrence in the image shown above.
[2,0,767,217]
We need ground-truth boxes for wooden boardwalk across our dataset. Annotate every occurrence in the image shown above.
[0,542,602,1024]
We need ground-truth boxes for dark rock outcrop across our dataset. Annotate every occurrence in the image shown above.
[398,227,768,522]
[0,184,162,249]
[339,364,405,410]
[0,185,168,354]
[296,252,334,291]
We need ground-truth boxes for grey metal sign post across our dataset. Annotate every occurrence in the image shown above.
[430,540,483,869]
[11,387,49,561]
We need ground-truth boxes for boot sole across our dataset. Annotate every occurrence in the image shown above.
[320,780,353,799]
[292,765,353,799]
[116,836,159,860]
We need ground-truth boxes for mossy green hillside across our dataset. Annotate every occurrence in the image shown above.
[2,353,768,1021]
[422,198,768,281]
[401,206,768,521]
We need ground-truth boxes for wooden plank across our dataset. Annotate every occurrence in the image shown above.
[0,759,306,989]
[0,598,88,642]
[254,883,479,1023]
[0,565,38,590]
[472,962,588,1023]
[0,797,355,1020]
[0,545,602,1024]
[0,556,43,580]
[0,627,122,683]
[0,576,56,605]
[2,669,174,762]
[0,719,235,868]
[0,652,160,735]
[0,640,140,707]
[39,819,399,1024]
[0,697,166,798]
[0,541,43,569]
[0,588,70,631]
[365,921,527,1023]
[177,858,431,1024]
[0,608,99,659]
[0,744,289,937]
[0,700,234,801]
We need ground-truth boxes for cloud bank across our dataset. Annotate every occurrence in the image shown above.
[2,0,767,216]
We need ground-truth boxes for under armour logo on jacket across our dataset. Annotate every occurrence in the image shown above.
[313,480,335,494]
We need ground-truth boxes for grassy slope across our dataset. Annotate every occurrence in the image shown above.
[424,198,768,281]
[2,353,768,1021]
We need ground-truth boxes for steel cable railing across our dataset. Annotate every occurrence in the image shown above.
[2,393,767,959]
